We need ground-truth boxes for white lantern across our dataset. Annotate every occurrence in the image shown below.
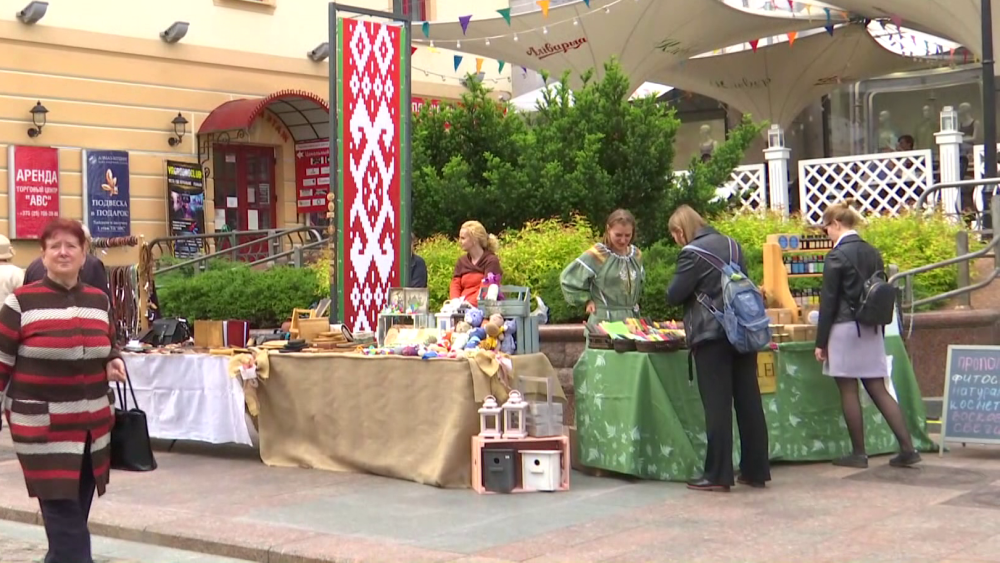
[940,106,958,132]
[478,395,502,438]
[501,390,528,439]
[767,124,784,149]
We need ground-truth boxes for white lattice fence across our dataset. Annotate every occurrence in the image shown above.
[972,144,1000,215]
[674,164,768,213]
[797,149,935,224]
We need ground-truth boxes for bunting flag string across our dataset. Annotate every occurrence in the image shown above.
[414,0,836,49]
[749,39,760,52]
[498,60,506,73]
[787,31,797,46]
[476,58,484,72]
[412,65,512,85]
[454,55,463,72]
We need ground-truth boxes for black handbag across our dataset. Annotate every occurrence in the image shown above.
[111,368,157,472]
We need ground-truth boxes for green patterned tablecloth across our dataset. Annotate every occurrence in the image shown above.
[573,336,935,481]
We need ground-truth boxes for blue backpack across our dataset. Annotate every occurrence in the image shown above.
[683,238,772,354]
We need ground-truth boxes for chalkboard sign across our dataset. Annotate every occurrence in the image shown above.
[940,345,1000,452]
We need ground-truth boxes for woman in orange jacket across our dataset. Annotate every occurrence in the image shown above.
[449,221,502,307]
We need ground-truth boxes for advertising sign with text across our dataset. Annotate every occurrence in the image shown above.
[295,140,331,214]
[82,150,131,237]
[7,145,60,240]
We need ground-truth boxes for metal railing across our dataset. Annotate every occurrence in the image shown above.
[247,236,331,269]
[892,178,1000,309]
[151,226,324,276]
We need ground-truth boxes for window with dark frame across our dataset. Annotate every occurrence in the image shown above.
[401,0,427,20]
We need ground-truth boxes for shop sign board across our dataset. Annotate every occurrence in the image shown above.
[940,345,1000,452]
[82,150,131,237]
[295,140,330,214]
[165,161,206,258]
[7,145,60,240]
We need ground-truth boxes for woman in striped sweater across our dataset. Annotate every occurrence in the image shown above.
[0,218,126,563]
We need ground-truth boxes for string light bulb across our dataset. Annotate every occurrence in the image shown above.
[513,34,519,41]
[573,17,579,25]
[429,40,435,48]
[542,26,548,34]
[485,37,491,45]
[605,6,611,13]
[456,40,461,48]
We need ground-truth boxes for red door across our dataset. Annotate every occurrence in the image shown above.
[213,144,278,261]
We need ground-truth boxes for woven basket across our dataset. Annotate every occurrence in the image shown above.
[588,334,613,350]
[613,338,638,353]
[635,340,684,353]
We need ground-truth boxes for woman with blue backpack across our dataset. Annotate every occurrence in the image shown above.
[666,205,771,493]
[815,201,921,469]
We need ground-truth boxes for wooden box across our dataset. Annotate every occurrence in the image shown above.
[193,320,249,348]
[786,324,817,342]
[766,308,795,325]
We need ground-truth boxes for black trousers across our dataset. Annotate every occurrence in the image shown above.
[692,339,771,486]
[39,434,96,563]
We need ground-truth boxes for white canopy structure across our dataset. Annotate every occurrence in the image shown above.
[651,24,934,128]
[829,0,984,60]
[415,0,845,91]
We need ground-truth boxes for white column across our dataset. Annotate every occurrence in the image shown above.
[764,124,791,216]
[936,106,962,215]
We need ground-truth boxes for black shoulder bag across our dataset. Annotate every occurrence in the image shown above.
[111,366,158,472]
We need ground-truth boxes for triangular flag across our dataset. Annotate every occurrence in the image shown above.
[521,66,527,76]
[411,46,418,55]
[839,11,848,19]
[890,14,902,27]
[825,25,834,36]
[583,0,590,6]
[421,21,429,37]
[498,60,506,73]
[787,31,797,46]
[454,55,463,71]
[786,0,793,8]
[476,58,484,72]
[537,0,550,17]
[497,8,511,25]
[823,7,831,21]
[459,15,472,35]
[749,39,759,52]
[805,5,811,15]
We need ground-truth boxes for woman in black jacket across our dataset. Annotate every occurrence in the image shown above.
[815,201,920,469]
[666,205,770,492]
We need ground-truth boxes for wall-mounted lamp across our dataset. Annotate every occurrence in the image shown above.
[27,101,48,138]
[160,21,189,44]
[307,43,330,62]
[168,113,188,146]
[16,1,47,24]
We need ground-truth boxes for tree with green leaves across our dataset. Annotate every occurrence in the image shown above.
[410,58,765,245]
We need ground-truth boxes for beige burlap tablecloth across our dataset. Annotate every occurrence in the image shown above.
[257,352,563,488]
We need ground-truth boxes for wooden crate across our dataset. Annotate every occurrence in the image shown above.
[471,434,570,494]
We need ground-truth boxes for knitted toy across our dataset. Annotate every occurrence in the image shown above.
[499,319,517,354]
[481,321,501,351]
[464,308,484,328]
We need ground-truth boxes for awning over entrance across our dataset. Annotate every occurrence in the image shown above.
[198,89,330,143]
[653,24,933,129]
[415,0,845,91]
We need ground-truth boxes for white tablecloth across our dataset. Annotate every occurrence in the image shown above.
[121,353,253,446]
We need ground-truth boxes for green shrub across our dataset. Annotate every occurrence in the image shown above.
[157,265,325,328]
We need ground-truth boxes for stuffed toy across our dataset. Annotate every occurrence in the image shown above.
[451,332,470,351]
[489,313,504,327]
[481,322,501,351]
[466,336,482,349]
[499,319,517,354]
[470,327,487,341]
[482,272,502,301]
[464,308,484,328]
[454,321,472,333]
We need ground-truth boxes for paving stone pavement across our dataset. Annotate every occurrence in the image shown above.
[1,430,1000,562]
[0,519,249,562]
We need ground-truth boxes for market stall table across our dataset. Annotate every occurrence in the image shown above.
[256,352,564,488]
[121,353,253,446]
[573,335,935,481]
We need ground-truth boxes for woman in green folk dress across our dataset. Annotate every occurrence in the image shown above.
[560,209,644,324]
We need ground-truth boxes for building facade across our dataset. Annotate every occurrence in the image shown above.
[0,0,510,267]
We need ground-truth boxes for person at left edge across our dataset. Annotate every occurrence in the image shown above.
[24,224,111,301]
[409,238,428,289]
[666,205,770,493]
[0,218,127,563]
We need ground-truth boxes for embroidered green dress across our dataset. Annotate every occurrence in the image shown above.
[560,243,644,324]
